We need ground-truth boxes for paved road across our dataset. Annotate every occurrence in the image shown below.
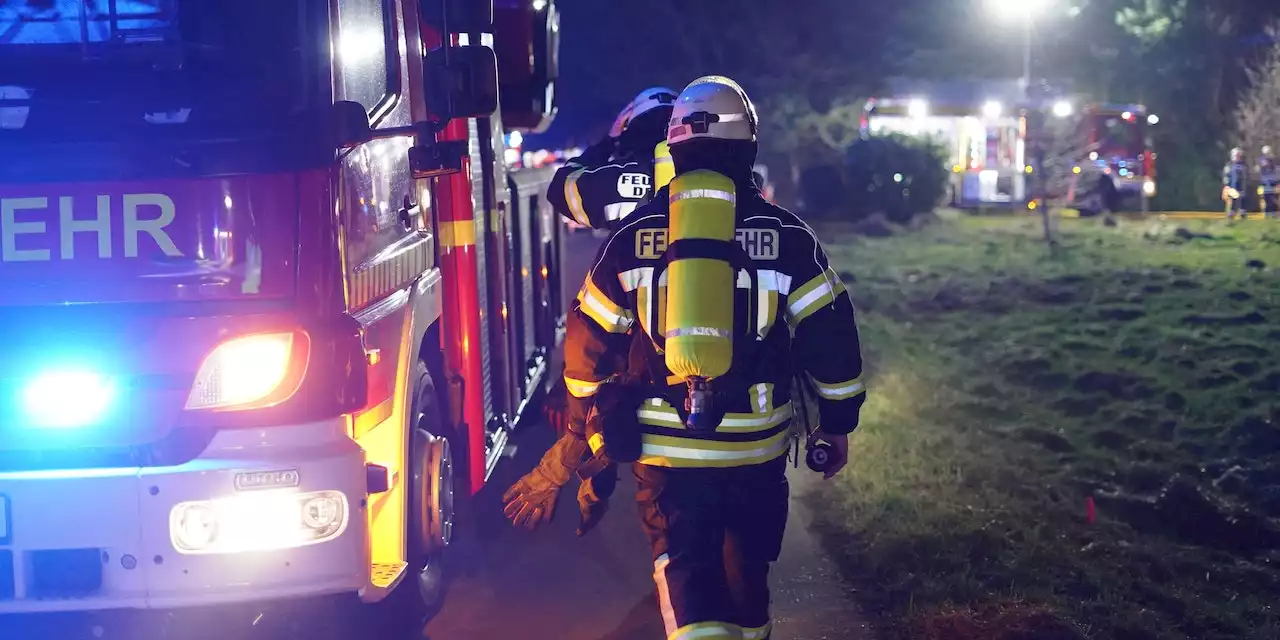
[426,229,871,639]
[7,229,871,640]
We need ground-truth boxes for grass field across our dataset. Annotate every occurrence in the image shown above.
[810,215,1280,639]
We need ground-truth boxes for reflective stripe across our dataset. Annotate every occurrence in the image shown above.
[654,554,680,635]
[665,326,731,339]
[564,169,591,226]
[578,279,633,333]
[671,188,736,204]
[749,383,774,414]
[742,622,771,640]
[810,375,865,401]
[787,268,847,326]
[756,269,793,294]
[670,621,743,640]
[588,432,605,454]
[639,429,793,468]
[618,267,652,292]
[637,399,793,433]
[564,376,603,398]
[605,201,638,221]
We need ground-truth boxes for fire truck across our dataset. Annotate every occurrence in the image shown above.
[863,83,1157,214]
[0,0,561,631]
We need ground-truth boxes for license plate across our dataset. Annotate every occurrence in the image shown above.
[0,495,8,545]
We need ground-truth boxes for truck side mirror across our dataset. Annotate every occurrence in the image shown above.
[495,0,559,132]
[332,101,375,148]
[420,0,493,34]
[426,45,499,120]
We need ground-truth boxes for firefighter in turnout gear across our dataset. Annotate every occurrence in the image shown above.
[1258,145,1278,219]
[518,87,680,538]
[555,76,865,640]
[1224,146,1248,219]
[548,86,678,231]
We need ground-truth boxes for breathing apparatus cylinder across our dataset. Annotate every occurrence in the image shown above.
[654,141,675,191]
[664,170,737,430]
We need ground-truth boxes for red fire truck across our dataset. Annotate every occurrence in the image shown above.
[0,0,561,630]
[863,92,1157,213]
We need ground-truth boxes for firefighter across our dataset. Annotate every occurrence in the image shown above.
[520,87,679,537]
[548,86,678,232]
[1258,145,1278,219]
[544,86,679,434]
[506,76,866,640]
[1224,146,1248,220]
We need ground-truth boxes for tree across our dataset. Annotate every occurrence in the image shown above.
[1234,32,1280,160]
[551,0,915,203]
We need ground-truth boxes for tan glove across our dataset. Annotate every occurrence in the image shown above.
[502,433,588,530]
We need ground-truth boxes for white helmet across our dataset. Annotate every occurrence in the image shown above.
[667,76,758,147]
[1263,145,1273,156]
[609,86,677,138]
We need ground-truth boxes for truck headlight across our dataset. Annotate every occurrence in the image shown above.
[169,490,349,554]
[185,332,308,411]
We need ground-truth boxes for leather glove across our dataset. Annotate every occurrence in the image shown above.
[543,379,569,438]
[575,462,618,537]
[502,433,589,530]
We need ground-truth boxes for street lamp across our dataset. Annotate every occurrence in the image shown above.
[986,0,1049,96]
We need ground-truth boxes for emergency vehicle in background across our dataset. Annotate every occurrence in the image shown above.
[863,80,1157,214]
[0,0,561,629]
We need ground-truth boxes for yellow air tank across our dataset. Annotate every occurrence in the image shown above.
[654,141,675,190]
[664,170,737,430]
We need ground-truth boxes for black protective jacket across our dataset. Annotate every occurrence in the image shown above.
[548,140,657,231]
[562,184,866,468]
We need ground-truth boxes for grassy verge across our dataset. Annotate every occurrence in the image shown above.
[809,215,1280,639]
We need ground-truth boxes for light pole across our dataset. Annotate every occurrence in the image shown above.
[986,0,1048,96]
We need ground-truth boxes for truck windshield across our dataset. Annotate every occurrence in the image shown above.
[1089,113,1144,160]
[0,0,327,178]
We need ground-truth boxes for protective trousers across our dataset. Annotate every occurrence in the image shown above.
[634,456,789,640]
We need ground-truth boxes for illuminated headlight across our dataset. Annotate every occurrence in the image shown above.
[19,370,117,428]
[169,490,348,555]
[1143,180,1157,197]
[185,332,307,411]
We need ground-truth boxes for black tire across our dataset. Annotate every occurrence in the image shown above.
[371,362,464,637]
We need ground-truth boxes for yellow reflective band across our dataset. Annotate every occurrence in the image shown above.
[742,622,772,640]
[588,432,605,454]
[578,279,633,333]
[639,429,793,468]
[748,383,774,414]
[787,268,847,326]
[810,374,866,401]
[438,220,476,248]
[565,168,591,226]
[637,399,792,433]
[669,621,743,640]
[564,375,603,398]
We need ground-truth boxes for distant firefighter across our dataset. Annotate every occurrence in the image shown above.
[1258,145,1278,219]
[1223,146,1248,220]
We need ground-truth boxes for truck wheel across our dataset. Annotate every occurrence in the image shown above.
[375,364,460,635]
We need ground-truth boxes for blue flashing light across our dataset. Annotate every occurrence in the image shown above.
[19,370,116,429]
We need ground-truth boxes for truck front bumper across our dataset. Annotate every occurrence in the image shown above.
[0,418,368,614]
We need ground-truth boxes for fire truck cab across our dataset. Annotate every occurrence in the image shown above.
[0,0,561,631]
[864,81,1157,214]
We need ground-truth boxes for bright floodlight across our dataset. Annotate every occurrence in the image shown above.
[1052,100,1073,118]
[1147,114,1160,125]
[908,99,929,119]
[982,100,1003,119]
[987,0,1047,21]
